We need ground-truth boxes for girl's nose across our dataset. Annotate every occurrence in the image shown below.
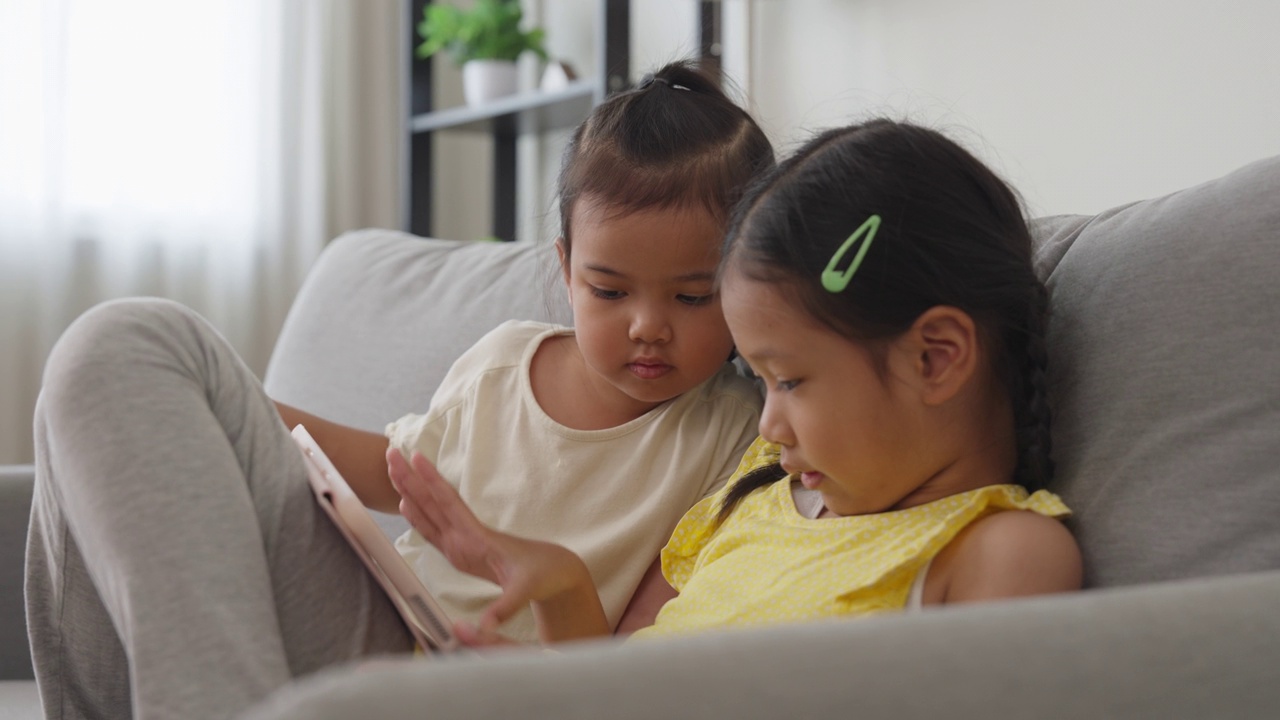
[757,397,793,447]
[629,308,672,344]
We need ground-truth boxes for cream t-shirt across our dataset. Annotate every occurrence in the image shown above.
[387,320,762,644]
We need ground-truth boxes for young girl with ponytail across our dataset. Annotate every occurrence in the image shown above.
[391,118,1082,645]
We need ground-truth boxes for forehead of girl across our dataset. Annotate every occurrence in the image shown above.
[567,197,723,279]
[721,269,827,357]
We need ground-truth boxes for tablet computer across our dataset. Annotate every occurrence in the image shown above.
[292,424,459,653]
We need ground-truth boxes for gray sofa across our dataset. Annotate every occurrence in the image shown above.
[3,154,1279,718]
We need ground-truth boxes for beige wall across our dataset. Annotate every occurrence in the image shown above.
[729,0,1280,216]
[432,0,1280,236]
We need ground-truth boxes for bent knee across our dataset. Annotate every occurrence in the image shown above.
[43,298,213,391]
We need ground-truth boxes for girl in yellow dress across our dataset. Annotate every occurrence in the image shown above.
[389,118,1083,645]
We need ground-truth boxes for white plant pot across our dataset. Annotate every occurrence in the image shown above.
[462,60,519,106]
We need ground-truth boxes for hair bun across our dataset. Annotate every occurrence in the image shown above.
[636,73,690,92]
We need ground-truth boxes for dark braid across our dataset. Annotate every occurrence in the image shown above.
[1014,281,1054,492]
[716,462,787,524]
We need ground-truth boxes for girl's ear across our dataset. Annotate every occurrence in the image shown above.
[555,236,572,299]
[899,306,979,406]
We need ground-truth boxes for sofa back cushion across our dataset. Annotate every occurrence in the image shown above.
[264,230,570,432]
[1032,156,1280,588]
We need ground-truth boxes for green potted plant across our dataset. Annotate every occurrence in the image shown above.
[416,0,548,106]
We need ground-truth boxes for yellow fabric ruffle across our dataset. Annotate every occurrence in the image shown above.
[637,437,1071,640]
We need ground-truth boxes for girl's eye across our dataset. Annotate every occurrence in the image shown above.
[590,287,624,300]
[677,294,713,306]
[775,378,801,392]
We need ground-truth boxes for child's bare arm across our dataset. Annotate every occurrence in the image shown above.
[274,402,399,513]
[932,510,1082,603]
[614,558,678,635]
[387,449,611,644]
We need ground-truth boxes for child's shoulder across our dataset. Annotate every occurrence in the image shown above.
[688,362,764,411]
[430,320,568,403]
[475,319,565,348]
[457,320,565,366]
[933,503,1083,601]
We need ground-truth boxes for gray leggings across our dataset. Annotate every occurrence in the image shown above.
[25,298,413,720]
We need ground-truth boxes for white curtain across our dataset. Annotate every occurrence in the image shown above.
[0,0,405,464]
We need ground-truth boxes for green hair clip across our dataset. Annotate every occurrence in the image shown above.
[821,214,881,293]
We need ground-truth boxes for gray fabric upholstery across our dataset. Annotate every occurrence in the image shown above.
[1032,156,1280,588]
[244,570,1280,720]
[0,680,41,718]
[0,465,34,680]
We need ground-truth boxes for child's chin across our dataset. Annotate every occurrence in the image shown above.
[622,379,689,404]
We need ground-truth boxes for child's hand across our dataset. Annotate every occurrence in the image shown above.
[386,449,610,642]
[452,620,519,649]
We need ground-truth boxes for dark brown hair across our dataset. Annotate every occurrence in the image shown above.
[557,60,775,255]
[717,119,1052,522]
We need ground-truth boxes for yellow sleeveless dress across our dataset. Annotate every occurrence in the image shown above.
[632,438,1071,640]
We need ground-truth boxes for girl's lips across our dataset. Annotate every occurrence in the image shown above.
[799,471,824,489]
[628,362,672,380]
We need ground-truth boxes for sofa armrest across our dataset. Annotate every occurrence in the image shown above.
[242,570,1280,719]
[0,465,35,680]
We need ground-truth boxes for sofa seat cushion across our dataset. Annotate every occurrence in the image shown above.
[1031,156,1280,588]
[0,680,41,720]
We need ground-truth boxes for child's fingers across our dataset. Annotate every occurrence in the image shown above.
[391,450,505,582]
[386,449,446,542]
[480,589,528,631]
[385,448,416,496]
[453,620,518,649]
[409,453,472,513]
[397,495,441,542]
[388,450,454,530]
[407,452,492,542]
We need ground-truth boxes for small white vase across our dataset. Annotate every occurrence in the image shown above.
[462,60,519,106]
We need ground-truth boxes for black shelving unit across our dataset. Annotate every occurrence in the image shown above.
[405,0,630,241]
[404,0,722,241]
